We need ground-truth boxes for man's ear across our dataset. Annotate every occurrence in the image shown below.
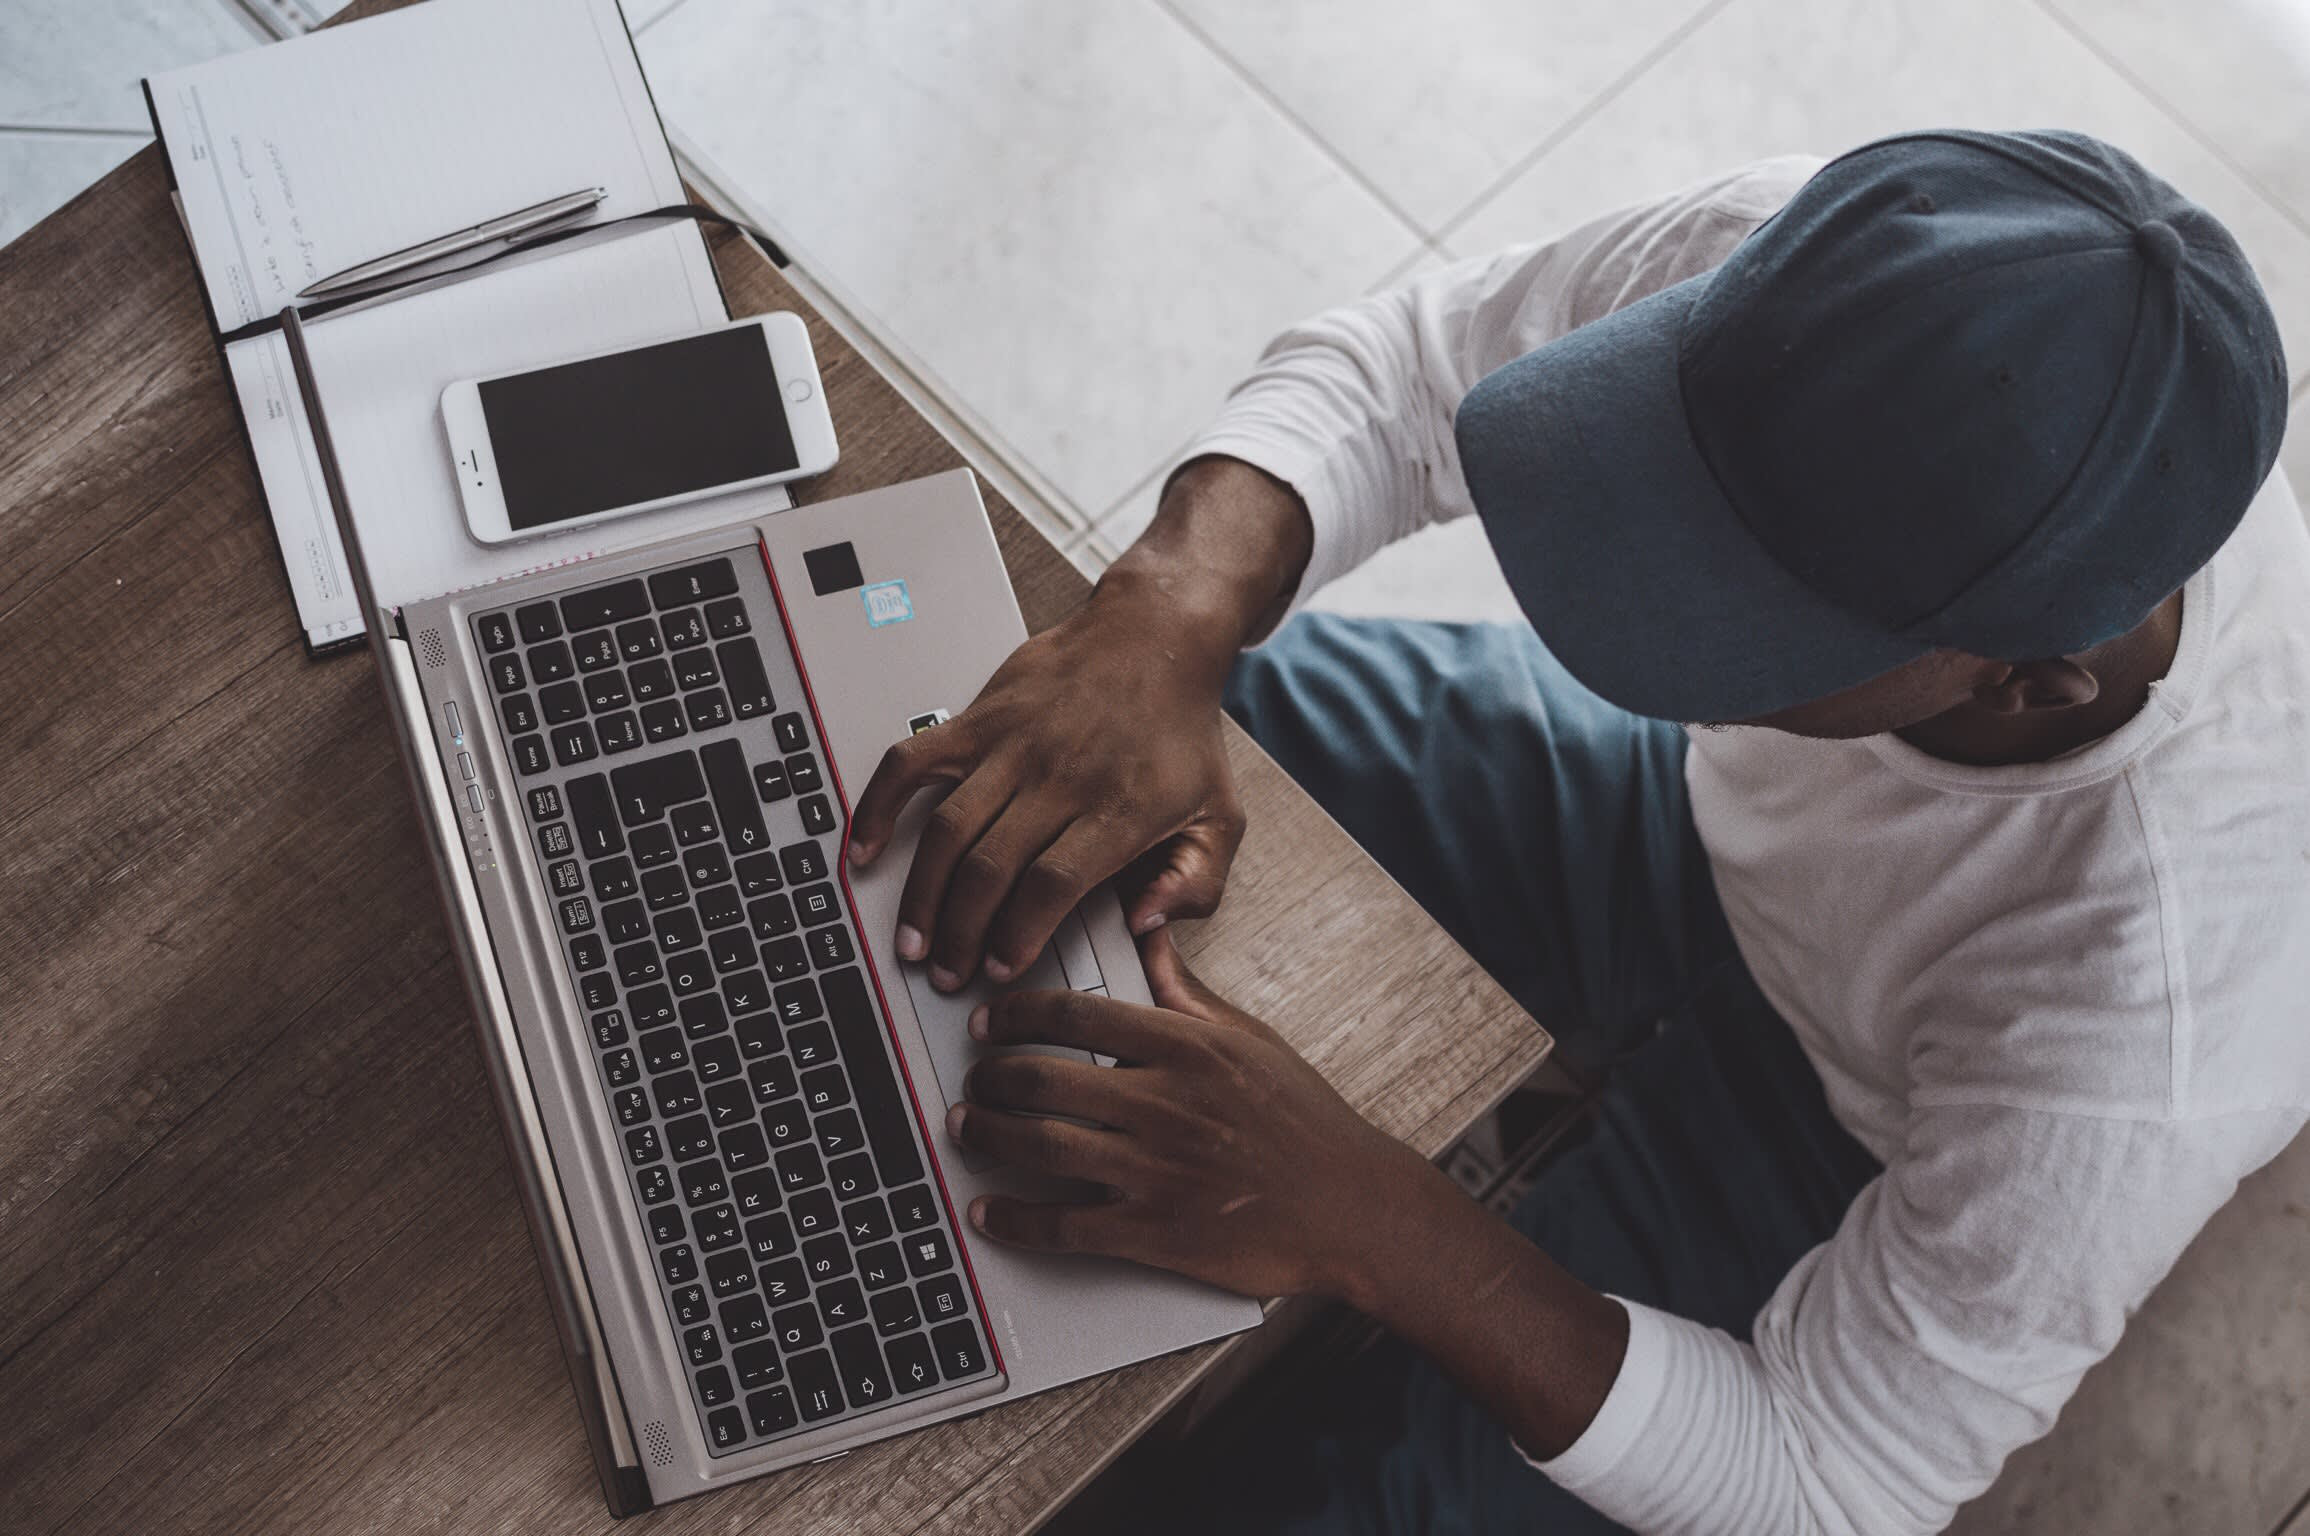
[1969,657,2099,715]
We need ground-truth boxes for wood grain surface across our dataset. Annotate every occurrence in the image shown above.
[0,5,1546,1531]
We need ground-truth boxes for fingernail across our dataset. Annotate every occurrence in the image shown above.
[983,956,1013,984]
[930,964,961,991]
[1131,911,1167,935]
[896,924,925,961]
[968,1004,989,1040]
[848,839,877,866]
[968,1196,990,1231]
[945,1104,967,1141]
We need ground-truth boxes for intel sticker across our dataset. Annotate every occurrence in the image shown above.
[862,580,913,627]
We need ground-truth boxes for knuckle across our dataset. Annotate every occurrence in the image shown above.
[956,843,1012,893]
[924,801,973,848]
[1021,853,1086,906]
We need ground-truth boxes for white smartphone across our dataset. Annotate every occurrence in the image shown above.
[440,312,839,545]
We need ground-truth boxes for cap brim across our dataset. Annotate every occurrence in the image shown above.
[1454,273,1931,723]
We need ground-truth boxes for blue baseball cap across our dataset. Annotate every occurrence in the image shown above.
[1453,129,2288,723]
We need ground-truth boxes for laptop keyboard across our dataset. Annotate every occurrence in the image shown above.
[473,551,996,1457]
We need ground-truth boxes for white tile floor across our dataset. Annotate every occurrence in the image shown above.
[6,1,2310,1528]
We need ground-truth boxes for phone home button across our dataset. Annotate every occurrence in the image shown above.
[784,377,814,404]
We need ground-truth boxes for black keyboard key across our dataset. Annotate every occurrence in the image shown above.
[749,1054,799,1105]
[706,1405,744,1451]
[843,1196,893,1245]
[686,689,733,733]
[512,734,550,776]
[610,750,706,827]
[705,597,750,638]
[734,1169,781,1219]
[735,851,783,898]
[562,579,650,632]
[722,1292,772,1343]
[639,1165,675,1206]
[502,693,539,734]
[685,845,733,889]
[719,639,776,719]
[515,601,562,643]
[527,785,563,822]
[858,1242,905,1293]
[931,1321,987,1381]
[761,1258,808,1308]
[721,1121,771,1171]
[681,1160,730,1208]
[616,619,663,661]
[816,1109,865,1162]
[629,985,677,1030]
[703,740,771,858]
[680,992,730,1042]
[652,559,738,609]
[746,1212,797,1264]
[829,1151,877,1201]
[917,1274,968,1326]
[490,653,526,694]
[694,1202,743,1252]
[905,1229,954,1278]
[773,712,810,754]
[661,607,709,650]
[699,883,745,931]
[630,657,675,702]
[602,1048,639,1087]
[551,721,599,767]
[684,1323,723,1367]
[656,908,705,954]
[594,1010,632,1051]
[580,972,617,1011]
[734,1338,782,1389]
[786,754,823,794]
[762,1099,811,1148]
[642,865,687,912]
[707,1078,755,1128]
[790,1350,844,1422]
[668,951,717,996]
[710,929,754,975]
[615,942,662,988]
[584,668,630,712]
[761,936,810,982]
[887,1333,938,1395]
[540,681,586,725]
[621,1122,662,1169]
[569,935,604,973]
[776,1143,825,1192]
[640,1026,689,1074]
[755,760,790,802]
[787,1021,835,1069]
[528,639,573,683]
[672,802,718,846]
[652,1071,702,1119]
[559,896,596,936]
[803,1066,850,1115]
[659,1243,697,1285]
[789,1189,837,1238]
[630,823,678,870]
[667,1113,717,1163]
[800,794,837,837]
[830,1323,893,1408]
[727,972,774,1025]
[749,894,797,941]
[598,711,642,755]
[566,774,623,858]
[477,612,517,652]
[746,1386,798,1436]
[573,630,620,672]
[549,859,586,897]
[674,648,720,691]
[591,856,638,902]
[774,1304,824,1352]
[808,925,855,969]
[820,968,925,1188]
[804,1232,853,1283]
[775,978,824,1027]
[604,901,651,946]
[777,842,826,884]
[696,1363,735,1406]
[538,821,573,857]
[640,700,687,744]
[672,1282,708,1325]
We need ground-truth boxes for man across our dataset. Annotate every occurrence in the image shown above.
[850,130,2310,1533]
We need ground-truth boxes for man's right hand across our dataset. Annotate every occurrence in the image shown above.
[846,455,1313,991]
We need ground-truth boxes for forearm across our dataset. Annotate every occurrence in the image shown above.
[1338,1148,1630,1460]
[1096,454,1314,658]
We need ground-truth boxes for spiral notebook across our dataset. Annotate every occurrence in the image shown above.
[144,0,789,653]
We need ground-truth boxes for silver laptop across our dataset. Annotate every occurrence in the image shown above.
[366,459,1261,1509]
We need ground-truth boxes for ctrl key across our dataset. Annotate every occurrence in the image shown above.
[931,1320,987,1381]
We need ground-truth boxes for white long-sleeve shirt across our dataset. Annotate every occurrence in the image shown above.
[1183,158,2310,1534]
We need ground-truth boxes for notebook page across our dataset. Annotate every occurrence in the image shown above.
[230,221,791,638]
[150,0,677,330]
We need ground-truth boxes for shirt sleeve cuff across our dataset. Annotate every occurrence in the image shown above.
[1168,427,1367,642]
[1518,1297,1673,1489]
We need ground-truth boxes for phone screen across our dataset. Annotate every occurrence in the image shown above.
[478,325,799,531]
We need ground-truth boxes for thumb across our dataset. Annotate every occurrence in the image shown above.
[1123,822,1237,935]
[1137,925,1224,1022]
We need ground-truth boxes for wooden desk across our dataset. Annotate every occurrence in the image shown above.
[0,21,1545,1532]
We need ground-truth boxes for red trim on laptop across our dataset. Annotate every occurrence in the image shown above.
[753,536,1007,1381]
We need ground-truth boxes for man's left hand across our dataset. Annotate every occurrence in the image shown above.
[949,927,1438,1302]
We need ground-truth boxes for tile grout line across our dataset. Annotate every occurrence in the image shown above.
[2033,0,2310,245]
[1429,0,1739,253]
[1146,0,1436,247]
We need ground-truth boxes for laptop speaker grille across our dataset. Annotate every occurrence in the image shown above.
[644,1419,674,1467]
[417,627,447,670]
